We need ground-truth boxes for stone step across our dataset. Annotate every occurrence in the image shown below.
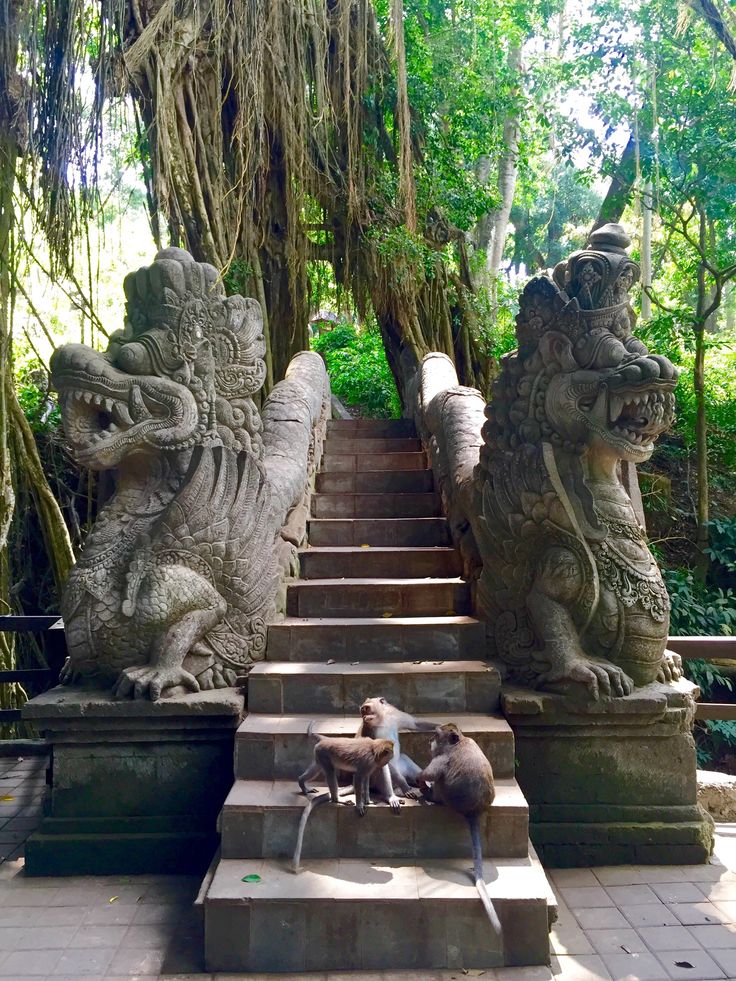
[311,491,441,518]
[308,517,450,547]
[248,659,500,714]
[324,436,423,454]
[219,777,528,861]
[327,418,416,437]
[285,577,471,618]
[299,546,461,578]
[235,713,515,781]
[204,854,554,972]
[316,469,434,493]
[322,451,427,472]
[266,615,484,662]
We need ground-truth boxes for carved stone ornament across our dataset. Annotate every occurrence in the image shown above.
[475,224,681,700]
[50,248,279,699]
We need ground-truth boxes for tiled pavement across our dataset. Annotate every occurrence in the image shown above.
[2,754,736,980]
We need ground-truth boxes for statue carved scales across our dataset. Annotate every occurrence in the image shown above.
[51,248,278,699]
[475,224,682,699]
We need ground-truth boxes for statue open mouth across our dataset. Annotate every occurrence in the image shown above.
[607,385,676,448]
[572,354,678,461]
[51,345,199,468]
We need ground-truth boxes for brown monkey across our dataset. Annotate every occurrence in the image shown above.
[417,723,502,937]
[357,696,436,812]
[293,722,394,872]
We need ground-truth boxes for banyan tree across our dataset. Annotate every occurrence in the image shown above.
[116,0,497,403]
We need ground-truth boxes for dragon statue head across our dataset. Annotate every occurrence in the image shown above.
[482,224,678,468]
[51,248,267,469]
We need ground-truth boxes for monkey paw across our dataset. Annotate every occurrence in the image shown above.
[388,795,402,813]
[657,650,683,684]
[404,788,422,800]
[113,664,200,701]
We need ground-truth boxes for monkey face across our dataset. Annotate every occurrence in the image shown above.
[360,696,386,723]
[376,740,394,765]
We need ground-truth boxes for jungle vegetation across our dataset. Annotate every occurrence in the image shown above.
[1,0,736,744]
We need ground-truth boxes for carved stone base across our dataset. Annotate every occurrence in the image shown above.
[502,679,714,867]
[22,686,244,876]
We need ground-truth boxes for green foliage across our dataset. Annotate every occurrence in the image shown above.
[312,322,401,419]
[15,365,61,435]
[222,257,254,297]
[636,316,736,474]
[471,277,519,361]
[368,225,437,283]
[707,518,736,575]
[664,568,736,636]
[695,720,736,769]
[686,659,734,696]
[511,162,602,273]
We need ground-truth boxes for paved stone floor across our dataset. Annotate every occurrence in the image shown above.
[2,754,736,980]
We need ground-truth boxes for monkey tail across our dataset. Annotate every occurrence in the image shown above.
[467,815,503,937]
[306,720,318,741]
[292,791,330,874]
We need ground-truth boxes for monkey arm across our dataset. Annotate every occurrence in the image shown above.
[416,757,444,799]
[379,764,402,814]
[399,713,436,732]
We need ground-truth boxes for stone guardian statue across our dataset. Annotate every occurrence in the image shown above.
[475,224,682,700]
[50,248,278,699]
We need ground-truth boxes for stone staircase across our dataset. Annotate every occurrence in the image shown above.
[203,417,555,973]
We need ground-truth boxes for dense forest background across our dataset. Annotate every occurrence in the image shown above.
[2,0,736,759]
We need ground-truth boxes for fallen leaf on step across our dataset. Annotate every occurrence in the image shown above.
[413,660,423,664]
[0,796,14,802]
[360,543,370,548]
[381,612,393,618]
[109,896,118,903]
[674,962,693,970]
[327,659,335,664]
[241,874,262,883]
[350,661,360,665]
[433,661,444,665]
[444,610,456,616]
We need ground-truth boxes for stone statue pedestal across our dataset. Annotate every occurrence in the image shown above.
[22,686,244,876]
[502,679,714,867]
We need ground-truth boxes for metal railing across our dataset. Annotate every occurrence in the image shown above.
[0,616,67,724]
[667,636,736,721]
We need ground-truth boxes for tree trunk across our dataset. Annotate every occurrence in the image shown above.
[694,208,710,579]
[475,43,521,310]
[592,134,639,232]
[0,132,19,711]
[641,181,653,320]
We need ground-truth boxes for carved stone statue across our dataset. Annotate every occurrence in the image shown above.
[50,248,278,699]
[475,224,682,700]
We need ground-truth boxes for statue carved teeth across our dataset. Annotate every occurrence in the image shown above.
[113,401,134,427]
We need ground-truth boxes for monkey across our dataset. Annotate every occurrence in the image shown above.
[417,723,503,938]
[357,696,437,813]
[292,722,394,872]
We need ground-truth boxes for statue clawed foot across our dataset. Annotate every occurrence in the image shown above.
[657,650,683,684]
[59,657,81,686]
[536,653,635,701]
[113,664,200,701]
[197,663,239,690]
